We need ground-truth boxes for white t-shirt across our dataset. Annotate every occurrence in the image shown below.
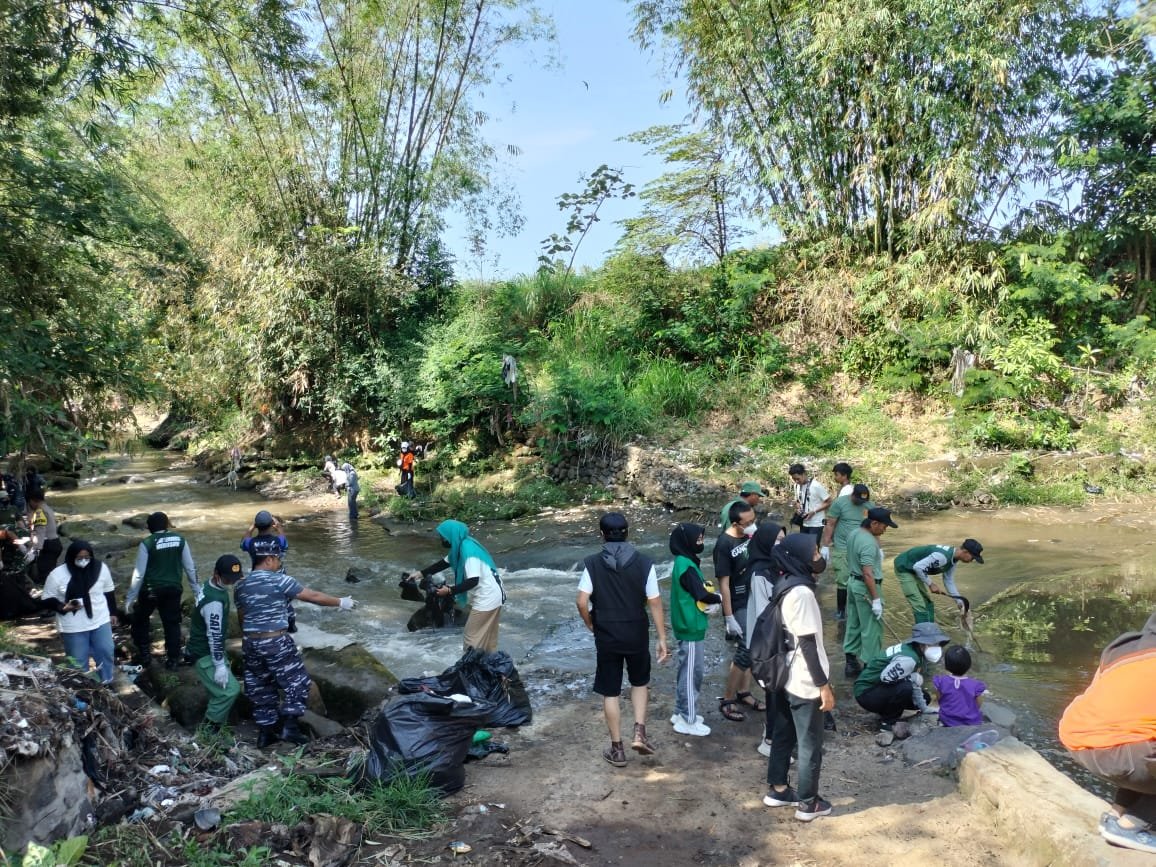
[577,566,660,599]
[782,584,828,700]
[44,562,116,633]
[464,556,504,612]
[838,483,854,498]
[795,479,830,528]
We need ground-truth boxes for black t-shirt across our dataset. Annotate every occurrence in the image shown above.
[712,532,752,611]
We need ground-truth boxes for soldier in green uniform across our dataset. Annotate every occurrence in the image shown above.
[819,483,873,623]
[841,507,897,678]
[893,539,984,624]
[126,512,201,669]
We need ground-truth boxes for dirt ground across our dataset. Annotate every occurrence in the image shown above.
[399,629,1038,867]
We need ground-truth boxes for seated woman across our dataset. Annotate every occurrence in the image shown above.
[1060,611,1156,855]
[42,540,119,685]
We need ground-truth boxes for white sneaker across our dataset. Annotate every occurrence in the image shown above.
[757,739,772,757]
[670,713,704,726]
[673,717,712,736]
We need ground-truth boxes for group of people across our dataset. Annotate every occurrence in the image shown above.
[572,463,993,825]
[28,504,358,748]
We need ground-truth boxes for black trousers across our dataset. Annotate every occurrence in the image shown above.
[132,585,184,662]
[855,680,918,721]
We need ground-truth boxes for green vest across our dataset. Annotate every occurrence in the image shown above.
[826,496,874,549]
[854,642,922,698]
[186,581,230,661]
[143,532,187,589]
[894,544,954,575]
[670,556,709,642]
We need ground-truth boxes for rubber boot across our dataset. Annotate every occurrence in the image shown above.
[256,725,280,749]
[281,716,309,745]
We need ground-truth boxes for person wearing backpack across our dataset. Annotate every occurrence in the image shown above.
[744,521,785,756]
[758,533,835,821]
[669,522,722,737]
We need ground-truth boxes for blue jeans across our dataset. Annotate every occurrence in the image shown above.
[767,690,825,802]
[674,639,705,721]
[60,623,116,683]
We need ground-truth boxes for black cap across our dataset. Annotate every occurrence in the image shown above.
[961,538,984,563]
[865,507,898,528]
[254,510,274,529]
[851,483,871,498]
[214,554,244,581]
[599,512,629,541]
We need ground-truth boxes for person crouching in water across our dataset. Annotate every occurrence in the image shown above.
[235,536,358,747]
[669,522,721,737]
[188,555,244,734]
[408,520,505,652]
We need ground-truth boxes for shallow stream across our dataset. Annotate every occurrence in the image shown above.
[52,450,1156,788]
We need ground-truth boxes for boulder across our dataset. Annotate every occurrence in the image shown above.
[301,644,398,725]
[59,519,120,540]
[898,722,1008,771]
[0,739,93,851]
[122,513,151,530]
[982,700,1018,734]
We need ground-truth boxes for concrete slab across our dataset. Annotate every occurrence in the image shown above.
[958,738,1154,866]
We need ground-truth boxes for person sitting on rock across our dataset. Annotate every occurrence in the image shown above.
[853,621,949,730]
[1060,611,1156,855]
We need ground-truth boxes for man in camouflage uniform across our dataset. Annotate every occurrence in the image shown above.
[234,536,358,748]
[126,511,201,669]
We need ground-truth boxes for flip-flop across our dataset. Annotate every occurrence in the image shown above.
[737,691,766,712]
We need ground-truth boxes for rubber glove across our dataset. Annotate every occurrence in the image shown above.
[704,603,721,616]
[23,549,36,563]
[909,671,923,687]
[820,546,830,562]
[191,582,204,604]
[213,663,230,689]
[871,597,884,619]
[725,614,743,636]
[339,596,357,611]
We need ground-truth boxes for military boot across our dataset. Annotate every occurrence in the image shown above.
[281,717,309,745]
[256,726,280,749]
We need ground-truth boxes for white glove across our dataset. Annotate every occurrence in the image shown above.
[396,459,402,467]
[871,597,884,619]
[703,603,721,616]
[820,546,830,562]
[725,614,743,637]
[213,663,230,689]
[23,549,36,563]
[191,583,204,604]
[910,671,924,687]
[407,570,424,582]
[339,596,357,611]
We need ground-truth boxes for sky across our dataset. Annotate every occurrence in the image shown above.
[441,0,760,280]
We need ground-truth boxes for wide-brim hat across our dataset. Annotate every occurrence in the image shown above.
[910,621,950,646]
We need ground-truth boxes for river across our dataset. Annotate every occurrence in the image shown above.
[48,449,1156,789]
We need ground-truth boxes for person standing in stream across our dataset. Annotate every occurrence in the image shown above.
[669,522,721,737]
[893,539,984,624]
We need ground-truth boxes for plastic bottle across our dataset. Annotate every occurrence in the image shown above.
[960,728,999,753]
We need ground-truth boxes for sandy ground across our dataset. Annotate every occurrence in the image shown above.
[398,626,1040,867]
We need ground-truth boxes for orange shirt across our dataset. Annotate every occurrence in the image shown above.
[400,453,414,472]
[1059,649,1156,750]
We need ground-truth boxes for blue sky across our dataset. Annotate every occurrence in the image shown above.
[442,0,742,280]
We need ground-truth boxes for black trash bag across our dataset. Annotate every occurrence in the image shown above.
[0,566,41,620]
[398,648,533,728]
[362,692,493,794]
[398,574,425,602]
[405,603,466,632]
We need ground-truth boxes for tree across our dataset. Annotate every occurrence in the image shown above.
[618,124,747,265]
[539,164,635,281]
[633,0,1088,257]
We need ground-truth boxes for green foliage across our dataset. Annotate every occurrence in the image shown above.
[631,359,711,420]
[958,409,1076,450]
[14,837,87,867]
[540,165,636,279]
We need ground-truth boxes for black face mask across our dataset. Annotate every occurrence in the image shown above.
[440,538,451,550]
[811,557,828,574]
[692,541,705,554]
[851,497,866,506]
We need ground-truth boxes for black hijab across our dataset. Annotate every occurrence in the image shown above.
[669,522,705,567]
[772,532,819,583]
[63,540,100,618]
[746,522,783,577]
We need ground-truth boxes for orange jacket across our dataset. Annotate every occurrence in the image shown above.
[400,452,414,472]
[1059,615,1156,751]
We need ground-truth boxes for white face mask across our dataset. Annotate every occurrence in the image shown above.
[923,646,943,664]
[75,558,91,569]
[742,523,757,537]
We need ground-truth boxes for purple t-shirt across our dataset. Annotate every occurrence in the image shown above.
[933,674,986,727]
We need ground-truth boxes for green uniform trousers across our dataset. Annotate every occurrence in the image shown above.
[843,578,883,663]
[831,548,850,590]
[194,655,241,725]
[896,569,936,624]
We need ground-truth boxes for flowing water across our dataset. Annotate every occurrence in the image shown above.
[50,450,1156,789]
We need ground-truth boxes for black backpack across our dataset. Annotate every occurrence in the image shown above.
[749,576,810,691]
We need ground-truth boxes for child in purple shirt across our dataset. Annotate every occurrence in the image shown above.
[933,646,987,727]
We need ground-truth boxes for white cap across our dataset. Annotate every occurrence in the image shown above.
[401,441,410,451]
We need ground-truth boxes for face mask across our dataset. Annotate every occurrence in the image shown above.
[923,646,943,664]
[692,541,705,554]
[742,524,757,538]
[851,497,865,506]
[810,557,827,574]
[441,537,452,549]
[75,558,91,569]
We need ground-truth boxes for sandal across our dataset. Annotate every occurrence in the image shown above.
[737,691,766,712]
[719,698,745,722]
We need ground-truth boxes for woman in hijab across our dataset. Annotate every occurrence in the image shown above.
[669,522,722,736]
[42,540,119,684]
[410,520,505,652]
[745,523,785,641]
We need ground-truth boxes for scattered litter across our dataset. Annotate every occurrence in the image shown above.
[489,802,506,809]
[127,807,156,824]
[147,764,172,777]
[448,841,472,854]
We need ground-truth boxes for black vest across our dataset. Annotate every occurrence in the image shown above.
[584,547,653,651]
